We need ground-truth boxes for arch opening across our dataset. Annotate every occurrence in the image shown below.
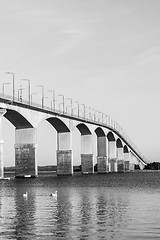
[76,123,92,135]
[46,117,70,133]
[107,131,115,141]
[116,138,123,148]
[124,145,129,153]
[4,109,33,129]
[95,127,105,137]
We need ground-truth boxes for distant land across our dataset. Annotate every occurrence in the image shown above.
[4,162,160,173]
[4,165,81,172]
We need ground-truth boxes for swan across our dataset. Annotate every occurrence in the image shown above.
[22,192,28,198]
[50,191,57,198]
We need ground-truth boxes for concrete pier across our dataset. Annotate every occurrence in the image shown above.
[81,135,94,174]
[0,140,4,178]
[15,128,38,177]
[57,132,73,175]
[0,109,6,178]
[97,136,108,173]
[124,152,130,171]
[117,145,124,172]
[108,141,117,172]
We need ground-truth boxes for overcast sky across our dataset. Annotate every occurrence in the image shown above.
[0,0,160,166]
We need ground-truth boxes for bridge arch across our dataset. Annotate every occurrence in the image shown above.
[116,138,123,148]
[4,109,33,129]
[76,123,92,135]
[124,145,129,153]
[107,131,115,141]
[95,127,105,137]
[46,117,70,133]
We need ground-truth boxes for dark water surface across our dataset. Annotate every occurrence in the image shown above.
[1,171,160,240]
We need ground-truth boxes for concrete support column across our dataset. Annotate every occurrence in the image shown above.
[129,152,135,171]
[0,109,6,178]
[57,132,73,175]
[124,152,130,171]
[97,136,108,173]
[108,141,117,172]
[0,140,4,178]
[15,128,38,177]
[81,135,94,174]
[117,147,124,172]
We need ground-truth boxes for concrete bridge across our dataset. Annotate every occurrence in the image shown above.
[0,92,147,178]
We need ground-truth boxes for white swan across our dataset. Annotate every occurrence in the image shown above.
[22,192,28,198]
[50,191,57,198]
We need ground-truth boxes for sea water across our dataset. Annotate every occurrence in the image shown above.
[1,171,160,240]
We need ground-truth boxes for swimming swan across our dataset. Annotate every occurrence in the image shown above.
[22,192,28,198]
[50,191,57,198]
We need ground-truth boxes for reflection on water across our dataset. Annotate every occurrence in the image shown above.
[1,172,160,239]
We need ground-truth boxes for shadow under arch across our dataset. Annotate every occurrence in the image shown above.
[46,117,70,133]
[124,145,129,153]
[95,127,105,137]
[4,109,33,129]
[107,131,115,141]
[116,138,123,148]
[76,123,92,135]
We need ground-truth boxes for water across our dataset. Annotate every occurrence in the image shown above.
[1,171,160,240]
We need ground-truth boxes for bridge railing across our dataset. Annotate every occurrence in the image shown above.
[0,92,146,163]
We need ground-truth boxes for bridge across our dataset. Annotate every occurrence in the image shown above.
[0,85,147,178]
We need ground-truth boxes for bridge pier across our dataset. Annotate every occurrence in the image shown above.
[0,109,6,178]
[108,141,117,172]
[81,135,94,174]
[15,128,38,177]
[57,132,73,175]
[97,136,108,173]
[124,152,130,171]
[117,147,124,172]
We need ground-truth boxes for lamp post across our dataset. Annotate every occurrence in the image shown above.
[71,107,76,116]
[92,108,96,122]
[31,93,37,104]
[58,94,65,113]
[48,90,55,111]
[18,86,25,102]
[82,104,86,119]
[43,96,48,108]
[66,98,72,115]
[88,107,92,120]
[75,101,80,118]
[5,72,15,100]
[21,79,31,105]
[37,85,44,108]
[2,83,10,96]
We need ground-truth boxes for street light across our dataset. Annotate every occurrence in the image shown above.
[21,79,31,105]
[48,90,55,111]
[58,94,65,113]
[82,104,86,119]
[71,107,77,116]
[31,93,37,104]
[66,98,72,115]
[43,96,48,108]
[75,101,80,118]
[5,72,15,100]
[18,86,25,102]
[2,83,10,96]
[37,85,44,108]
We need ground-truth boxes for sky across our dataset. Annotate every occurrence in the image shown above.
[0,0,160,166]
